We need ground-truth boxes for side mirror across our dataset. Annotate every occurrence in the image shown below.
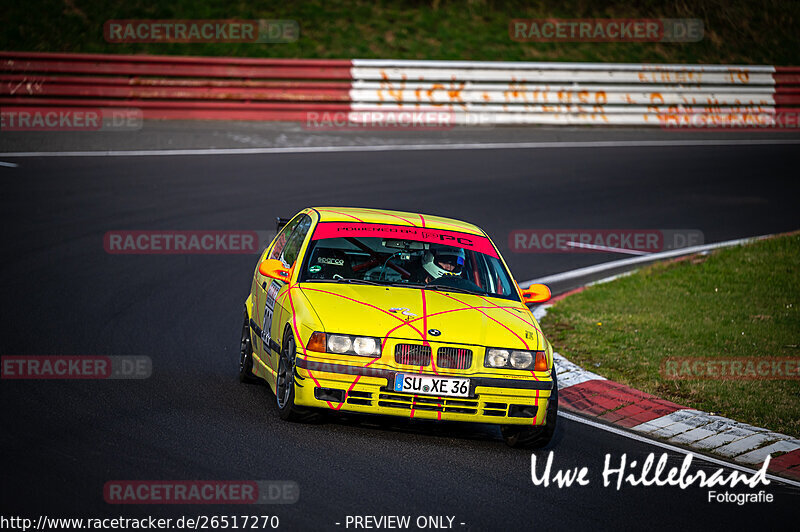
[519,283,551,304]
[276,217,291,233]
[259,259,292,281]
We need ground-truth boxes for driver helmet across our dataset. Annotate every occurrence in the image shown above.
[422,244,465,279]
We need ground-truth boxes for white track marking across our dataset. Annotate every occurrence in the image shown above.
[564,240,651,255]
[1,138,800,158]
[558,411,800,489]
[523,235,768,287]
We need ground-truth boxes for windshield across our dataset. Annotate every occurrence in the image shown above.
[298,222,519,301]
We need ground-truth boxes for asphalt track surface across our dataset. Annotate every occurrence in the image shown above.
[1,128,799,531]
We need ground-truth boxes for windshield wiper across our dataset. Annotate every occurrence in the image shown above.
[302,278,383,286]
[388,281,426,288]
[330,278,384,286]
[384,281,484,295]
[424,284,485,296]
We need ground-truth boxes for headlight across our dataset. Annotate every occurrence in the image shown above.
[320,333,381,357]
[509,350,533,369]
[327,334,352,354]
[485,348,510,367]
[353,337,379,356]
[485,347,547,370]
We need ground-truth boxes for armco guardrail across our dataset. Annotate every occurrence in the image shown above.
[1,52,352,121]
[2,52,798,126]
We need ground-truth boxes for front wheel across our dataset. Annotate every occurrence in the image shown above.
[275,330,318,422]
[501,371,559,449]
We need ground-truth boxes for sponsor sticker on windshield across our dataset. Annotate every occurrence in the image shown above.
[311,222,499,258]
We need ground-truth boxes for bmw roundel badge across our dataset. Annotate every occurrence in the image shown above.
[428,329,441,336]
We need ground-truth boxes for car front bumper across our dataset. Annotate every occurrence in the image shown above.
[294,355,554,426]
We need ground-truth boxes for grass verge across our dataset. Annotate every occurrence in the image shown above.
[2,0,798,65]
[540,233,800,437]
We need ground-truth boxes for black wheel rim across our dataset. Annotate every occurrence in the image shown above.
[276,337,293,408]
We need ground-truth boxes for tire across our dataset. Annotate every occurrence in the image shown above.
[275,329,319,422]
[239,309,258,384]
[501,371,559,449]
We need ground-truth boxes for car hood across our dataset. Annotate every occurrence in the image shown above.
[297,283,545,350]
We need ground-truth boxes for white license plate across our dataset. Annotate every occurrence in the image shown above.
[393,373,470,398]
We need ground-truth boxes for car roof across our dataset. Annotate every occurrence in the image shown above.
[309,207,486,236]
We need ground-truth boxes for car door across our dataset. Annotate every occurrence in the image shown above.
[256,214,314,375]
[266,214,314,369]
[251,215,303,372]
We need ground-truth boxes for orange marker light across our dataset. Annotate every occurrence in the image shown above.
[307,332,327,353]
[534,351,549,372]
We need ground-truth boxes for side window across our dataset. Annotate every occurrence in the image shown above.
[281,215,312,267]
[268,216,303,261]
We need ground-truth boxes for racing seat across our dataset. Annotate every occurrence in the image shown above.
[307,248,354,280]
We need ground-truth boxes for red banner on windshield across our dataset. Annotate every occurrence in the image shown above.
[311,222,499,258]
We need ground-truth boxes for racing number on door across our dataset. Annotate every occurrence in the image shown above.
[262,281,281,348]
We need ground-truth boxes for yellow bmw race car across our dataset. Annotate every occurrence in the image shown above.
[239,207,557,448]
